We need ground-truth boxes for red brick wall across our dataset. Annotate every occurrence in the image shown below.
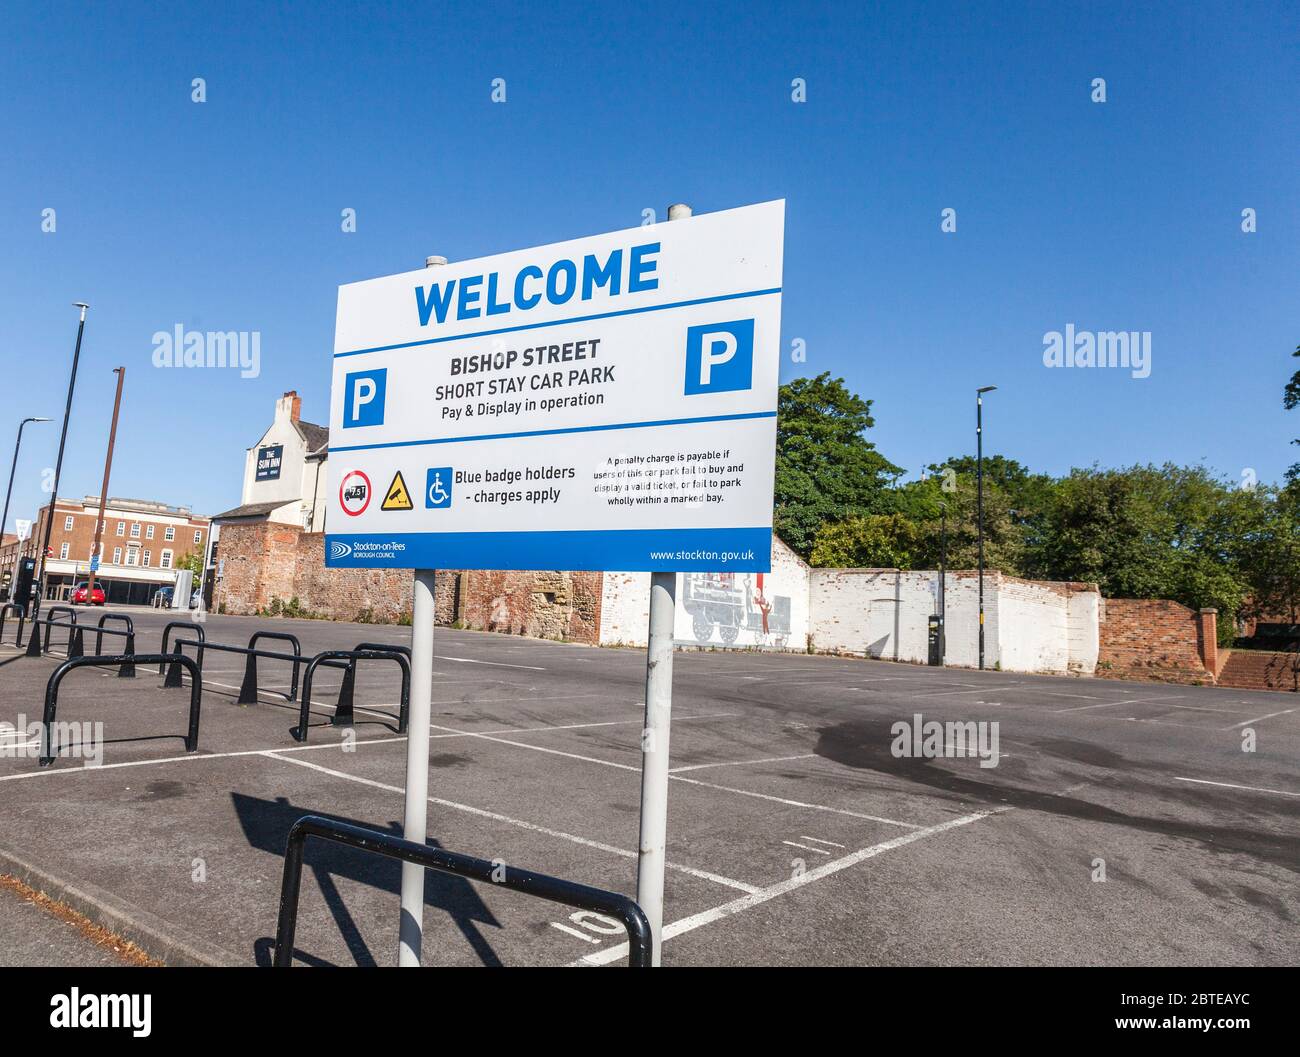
[216,522,302,615]
[292,532,413,623]
[1216,650,1299,692]
[1097,598,1213,684]
[216,522,601,641]
[457,569,602,642]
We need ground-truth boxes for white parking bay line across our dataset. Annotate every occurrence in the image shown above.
[429,722,919,829]
[1174,777,1300,798]
[670,754,817,774]
[1054,695,1173,713]
[0,714,735,784]
[266,752,761,894]
[669,773,920,829]
[436,655,546,671]
[782,840,831,856]
[576,808,1003,966]
[799,836,846,848]
[1227,707,1298,729]
[550,922,599,943]
[912,687,1002,699]
[1031,690,1103,701]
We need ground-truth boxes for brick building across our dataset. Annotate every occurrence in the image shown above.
[206,390,329,603]
[211,390,329,530]
[1,496,211,605]
[0,533,17,598]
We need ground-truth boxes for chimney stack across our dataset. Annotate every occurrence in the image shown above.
[282,390,302,423]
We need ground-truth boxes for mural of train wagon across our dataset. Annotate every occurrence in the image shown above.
[680,571,792,648]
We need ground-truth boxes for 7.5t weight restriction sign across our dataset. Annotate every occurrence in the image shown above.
[339,470,372,516]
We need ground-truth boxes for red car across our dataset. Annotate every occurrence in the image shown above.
[71,582,106,606]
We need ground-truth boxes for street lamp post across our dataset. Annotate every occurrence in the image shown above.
[33,303,89,616]
[86,367,125,605]
[939,501,947,665]
[976,385,997,670]
[1,416,51,600]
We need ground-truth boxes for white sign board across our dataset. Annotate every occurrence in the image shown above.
[14,520,31,543]
[325,200,784,572]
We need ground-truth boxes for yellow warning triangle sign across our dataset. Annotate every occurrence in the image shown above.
[382,470,414,510]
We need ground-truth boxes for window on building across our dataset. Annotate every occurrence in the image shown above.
[130,523,141,538]
[146,525,155,539]
[160,550,173,569]
[142,550,151,567]
[194,529,203,544]
[164,526,175,541]
[59,542,69,560]
[116,522,125,536]
[112,547,122,565]
[126,547,140,566]
[63,515,74,531]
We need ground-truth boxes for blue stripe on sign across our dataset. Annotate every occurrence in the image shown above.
[334,286,783,358]
[329,410,777,453]
[324,527,773,573]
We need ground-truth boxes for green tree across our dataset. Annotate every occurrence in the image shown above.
[923,454,1055,571]
[1035,464,1257,642]
[1238,481,1300,624]
[775,373,902,557]
[811,513,921,568]
[915,476,1025,574]
[876,458,1035,574]
[1284,343,1300,416]
[925,454,1055,520]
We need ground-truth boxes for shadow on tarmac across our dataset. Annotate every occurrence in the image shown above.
[234,793,503,967]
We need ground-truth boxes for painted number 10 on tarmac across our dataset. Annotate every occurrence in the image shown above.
[324,200,784,573]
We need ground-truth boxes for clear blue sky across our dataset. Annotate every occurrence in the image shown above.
[1,0,1295,528]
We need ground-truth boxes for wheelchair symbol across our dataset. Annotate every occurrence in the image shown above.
[426,467,453,509]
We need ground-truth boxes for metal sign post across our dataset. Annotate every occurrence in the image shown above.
[398,566,437,964]
[396,254,445,966]
[636,569,677,964]
[634,201,691,964]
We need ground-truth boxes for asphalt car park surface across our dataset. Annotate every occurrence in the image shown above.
[0,605,1295,966]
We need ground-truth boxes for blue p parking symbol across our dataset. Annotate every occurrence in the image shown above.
[426,467,453,509]
[684,319,754,395]
[343,368,387,428]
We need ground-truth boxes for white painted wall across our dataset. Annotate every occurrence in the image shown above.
[599,538,811,651]
[1067,589,1100,675]
[809,569,1097,675]
[598,570,652,646]
[302,456,329,532]
[240,394,311,521]
[997,576,1069,674]
[810,569,953,664]
[945,574,988,669]
[598,542,1100,674]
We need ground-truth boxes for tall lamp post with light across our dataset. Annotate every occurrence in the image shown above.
[976,385,997,670]
[1,416,51,599]
[33,303,89,616]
